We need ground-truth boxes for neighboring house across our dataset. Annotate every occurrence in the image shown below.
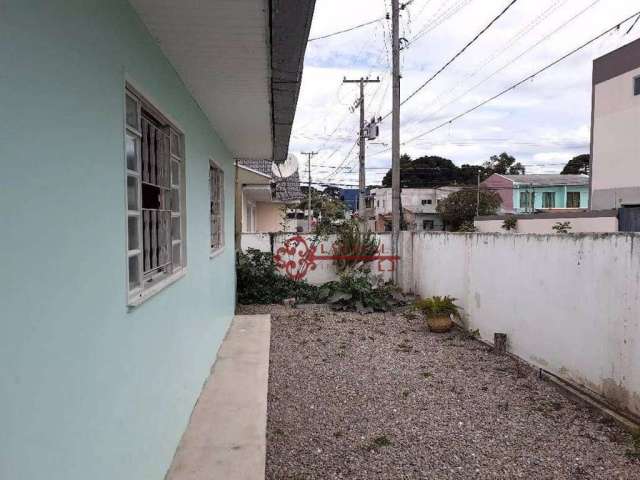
[0,2,314,480]
[236,158,304,234]
[590,37,640,231]
[367,187,460,231]
[590,37,640,211]
[482,174,589,214]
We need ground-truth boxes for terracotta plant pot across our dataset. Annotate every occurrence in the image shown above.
[426,314,454,333]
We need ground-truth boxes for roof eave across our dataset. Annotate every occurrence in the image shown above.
[269,0,316,164]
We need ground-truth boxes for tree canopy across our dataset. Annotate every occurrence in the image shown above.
[380,152,522,188]
[483,152,525,176]
[436,189,502,231]
[561,154,590,175]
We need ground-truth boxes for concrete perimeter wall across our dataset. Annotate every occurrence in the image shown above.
[408,232,640,419]
[241,230,640,418]
[241,232,397,284]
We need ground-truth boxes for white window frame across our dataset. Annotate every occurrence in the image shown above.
[209,159,224,256]
[125,85,186,307]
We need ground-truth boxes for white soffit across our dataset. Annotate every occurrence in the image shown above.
[130,0,272,160]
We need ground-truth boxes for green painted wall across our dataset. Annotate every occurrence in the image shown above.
[513,185,589,212]
[0,1,236,479]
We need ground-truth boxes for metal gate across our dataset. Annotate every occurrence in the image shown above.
[619,206,640,232]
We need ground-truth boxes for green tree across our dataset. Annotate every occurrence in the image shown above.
[381,154,467,188]
[436,189,502,231]
[561,154,590,175]
[297,187,347,221]
[483,152,525,176]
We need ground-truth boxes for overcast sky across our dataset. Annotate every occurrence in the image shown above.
[289,0,640,188]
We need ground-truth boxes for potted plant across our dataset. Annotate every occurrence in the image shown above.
[414,296,461,333]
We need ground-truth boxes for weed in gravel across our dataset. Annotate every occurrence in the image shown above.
[626,431,640,459]
[366,435,392,451]
[401,390,411,398]
[333,431,344,438]
[421,371,432,379]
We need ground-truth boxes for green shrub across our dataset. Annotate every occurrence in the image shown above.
[415,296,461,317]
[236,248,319,304]
[318,269,406,312]
[332,220,379,273]
[501,216,517,231]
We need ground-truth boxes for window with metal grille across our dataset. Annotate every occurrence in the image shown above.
[566,191,581,208]
[125,86,185,304]
[210,161,224,252]
[542,192,556,209]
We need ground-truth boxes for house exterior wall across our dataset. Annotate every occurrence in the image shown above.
[591,39,640,210]
[255,201,284,232]
[512,185,589,213]
[481,174,513,212]
[408,232,640,419]
[0,2,236,479]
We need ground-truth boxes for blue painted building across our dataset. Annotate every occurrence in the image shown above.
[0,2,313,479]
[483,174,590,214]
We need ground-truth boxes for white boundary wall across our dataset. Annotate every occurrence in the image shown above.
[240,231,640,417]
[407,232,640,418]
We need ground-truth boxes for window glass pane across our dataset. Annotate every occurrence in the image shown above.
[172,242,181,267]
[171,130,182,158]
[171,160,180,186]
[171,188,180,213]
[171,216,181,241]
[635,77,640,96]
[126,133,138,172]
[128,255,141,291]
[127,176,139,211]
[126,95,139,130]
[128,216,140,250]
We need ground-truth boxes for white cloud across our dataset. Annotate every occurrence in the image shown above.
[291,0,640,186]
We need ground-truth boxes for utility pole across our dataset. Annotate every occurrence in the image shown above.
[343,76,380,229]
[391,0,401,283]
[302,151,317,232]
[476,171,481,217]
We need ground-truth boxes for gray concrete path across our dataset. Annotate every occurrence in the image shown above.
[166,315,271,480]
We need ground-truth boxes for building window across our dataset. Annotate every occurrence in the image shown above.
[519,191,535,211]
[423,219,434,230]
[567,191,581,208]
[125,87,185,305]
[542,192,556,209]
[210,161,224,252]
[634,76,640,96]
[421,199,432,205]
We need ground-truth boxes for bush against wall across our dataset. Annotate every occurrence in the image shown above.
[236,248,319,304]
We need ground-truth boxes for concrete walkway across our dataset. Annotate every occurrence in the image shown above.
[166,315,271,480]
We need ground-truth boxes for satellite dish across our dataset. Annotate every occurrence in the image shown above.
[272,154,299,178]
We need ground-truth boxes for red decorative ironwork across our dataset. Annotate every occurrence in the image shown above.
[274,235,401,281]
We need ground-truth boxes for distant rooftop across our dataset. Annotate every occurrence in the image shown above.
[498,174,589,187]
[237,159,303,202]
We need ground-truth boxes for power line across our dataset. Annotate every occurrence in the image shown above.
[381,0,520,120]
[308,17,384,42]
[401,0,602,136]
[373,9,640,155]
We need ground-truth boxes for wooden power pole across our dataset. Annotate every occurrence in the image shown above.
[343,76,380,228]
[391,0,401,283]
[302,151,317,232]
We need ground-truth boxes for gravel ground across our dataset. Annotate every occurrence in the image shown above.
[237,304,639,480]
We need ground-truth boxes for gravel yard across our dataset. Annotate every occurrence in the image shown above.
[237,304,639,480]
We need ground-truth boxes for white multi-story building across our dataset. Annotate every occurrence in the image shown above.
[366,187,461,231]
